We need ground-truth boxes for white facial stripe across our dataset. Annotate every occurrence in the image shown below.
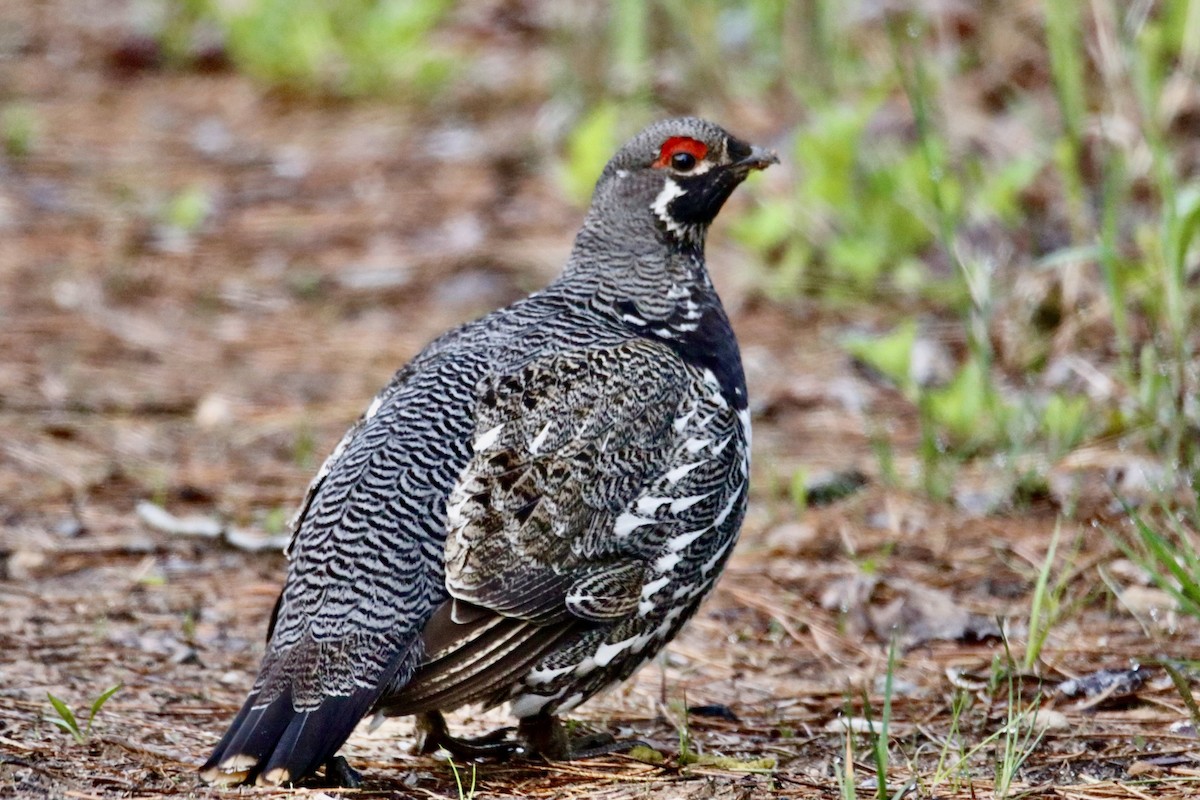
[678,160,713,176]
[651,178,689,236]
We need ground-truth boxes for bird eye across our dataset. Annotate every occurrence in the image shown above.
[671,151,697,172]
[655,136,708,170]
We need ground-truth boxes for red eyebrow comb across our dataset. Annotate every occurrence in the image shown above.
[653,136,708,167]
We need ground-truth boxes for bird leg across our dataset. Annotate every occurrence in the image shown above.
[415,711,521,760]
[413,711,646,763]
[322,756,363,789]
[516,713,647,760]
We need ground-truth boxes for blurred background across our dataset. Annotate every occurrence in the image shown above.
[2,1,1200,797]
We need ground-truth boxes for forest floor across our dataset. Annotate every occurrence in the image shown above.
[2,2,1199,799]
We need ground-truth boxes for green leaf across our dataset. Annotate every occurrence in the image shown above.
[85,683,123,737]
[842,321,918,395]
[926,356,1007,447]
[47,717,81,739]
[2,104,37,159]
[731,198,795,253]
[977,155,1042,223]
[164,185,212,232]
[789,468,807,513]
[1168,183,1200,279]
[205,0,454,96]
[1041,393,1090,456]
[46,693,83,743]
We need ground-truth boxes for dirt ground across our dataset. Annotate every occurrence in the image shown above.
[3,3,1200,799]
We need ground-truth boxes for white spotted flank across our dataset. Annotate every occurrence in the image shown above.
[473,423,505,452]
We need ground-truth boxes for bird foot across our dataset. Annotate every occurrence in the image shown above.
[561,731,649,760]
[322,756,362,788]
[414,712,644,763]
[416,711,521,760]
[517,714,646,761]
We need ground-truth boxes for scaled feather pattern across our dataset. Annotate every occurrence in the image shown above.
[201,116,776,786]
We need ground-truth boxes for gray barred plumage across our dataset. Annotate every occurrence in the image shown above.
[201,117,777,787]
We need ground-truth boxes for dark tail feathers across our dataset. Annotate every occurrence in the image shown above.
[200,684,381,786]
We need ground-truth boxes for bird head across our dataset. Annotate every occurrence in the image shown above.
[590,117,778,248]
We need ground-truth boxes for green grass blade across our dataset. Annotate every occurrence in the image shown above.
[1024,522,1061,671]
[85,683,123,737]
[1044,0,1086,144]
[1138,523,1200,611]
[46,693,83,743]
[1161,659,1200,729]
[1111,501,1200,619]
[873,635,897,799]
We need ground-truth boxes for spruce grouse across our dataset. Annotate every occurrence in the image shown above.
[201,117,777,787]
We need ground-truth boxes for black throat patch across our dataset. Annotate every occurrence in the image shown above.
[614,297,748,411]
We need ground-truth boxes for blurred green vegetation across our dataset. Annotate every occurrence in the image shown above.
[552,0,1197,499]
[157,0,1199,501]
[162,0,455,96]
[2,103,38,159]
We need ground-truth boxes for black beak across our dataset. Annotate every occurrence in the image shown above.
[734,144,779,172]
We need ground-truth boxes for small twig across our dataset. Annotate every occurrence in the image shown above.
[95,735,195,766]
[0,733,36,751]
[539,760,676,784]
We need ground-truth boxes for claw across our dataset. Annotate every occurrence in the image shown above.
[415,712,643,764]
[416,711,522,760]
[517,714,642,761]
[323,756,362,788]
[563,733,649,760]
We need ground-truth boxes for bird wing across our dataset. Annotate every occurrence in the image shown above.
[380,338,717,715]
[202,351,485,786]
[446,339,692,616]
